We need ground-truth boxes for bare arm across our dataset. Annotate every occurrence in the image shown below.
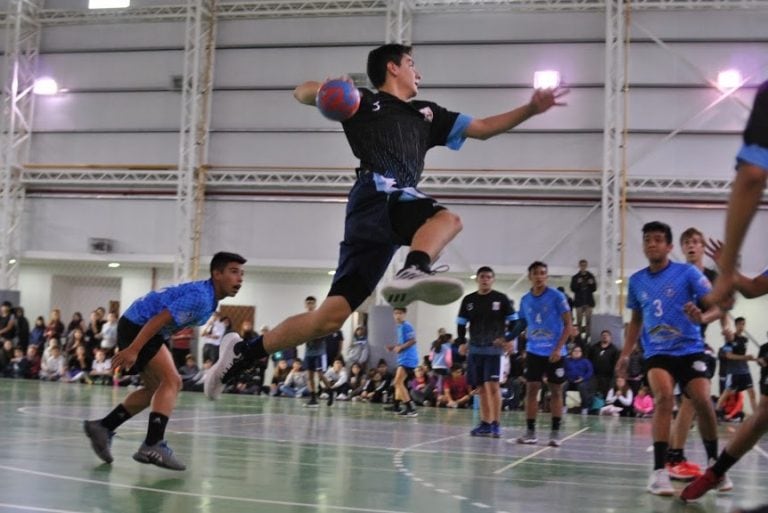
[463,87,567,140]
[549,311,573,362]
[616,309,642,378]
[293,81,322,106]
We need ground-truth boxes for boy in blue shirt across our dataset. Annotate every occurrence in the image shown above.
[385,307,419,417]
[517,261,572,447]
[84,252,246,470]
[617,221,722,496]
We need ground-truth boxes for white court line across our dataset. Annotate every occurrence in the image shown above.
[494,427,590,475]
[0,464,411,513]
[0,436,82,448]
[0,503,85,513]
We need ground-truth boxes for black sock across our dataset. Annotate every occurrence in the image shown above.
[653,441,669,470]
[145,412,169,446]
[491,420,499,427]
[703,439,719,462]
[403,251,431,272]
[712,449,739,477]
[527,419,536,432]
[244,335,269,359]
[667,448,685,464]
[394,399,401,409]
[552,416,561,432]
[406,400,415,411]
[311,391,317,400]
[100,404,132,431]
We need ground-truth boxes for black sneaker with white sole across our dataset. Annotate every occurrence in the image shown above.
[204,332,252,400]
[381,265,464,307]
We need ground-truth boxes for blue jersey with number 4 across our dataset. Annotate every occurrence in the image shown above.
[519,287,570,357]
[627,261,711,358]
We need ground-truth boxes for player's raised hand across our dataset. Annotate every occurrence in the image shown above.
[705,238,724,266]
[529,86,569,114]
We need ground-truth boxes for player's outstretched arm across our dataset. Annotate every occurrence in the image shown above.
[293,81,322,106]
[463,86,568,140]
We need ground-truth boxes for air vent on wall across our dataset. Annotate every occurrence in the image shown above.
[88,238,114,254]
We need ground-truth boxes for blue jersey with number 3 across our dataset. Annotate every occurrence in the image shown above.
[627,261,711,358]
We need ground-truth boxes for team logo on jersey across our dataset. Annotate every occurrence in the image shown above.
[648,324,682,341]
[555,368,565,378]
[640,291,649,301]
[691,360,707,373]
[665,287,675,298]
[466,303,474,311]
[492,301,501,311]
[419,106,434,122]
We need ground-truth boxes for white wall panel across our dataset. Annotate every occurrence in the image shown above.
[413,12,605,41]
[629,42,768,85]
[41,22,185,51]
[34,92,181,130]
[217,16,385,46]
[627,133,742,179]
[626,88,755,131]
[631,11,768,40]
[30,133,179,163]
[37,51,185,89]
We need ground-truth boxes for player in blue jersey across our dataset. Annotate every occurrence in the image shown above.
[457,266,519,438]
[385,307,419,417]
[682,81,768,505]
[302,296,334,408]
[205,44,567,397]
[615,222,723,496]
[84,252,246,470]
[517,261,572,447]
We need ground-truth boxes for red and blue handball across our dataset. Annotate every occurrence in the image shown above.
[316,79,361,122]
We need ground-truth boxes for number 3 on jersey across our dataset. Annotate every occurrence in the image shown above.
[652,299,663,317]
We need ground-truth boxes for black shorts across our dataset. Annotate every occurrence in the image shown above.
[327,175,445,311]
[726,373,754,392]
[117,316,168,374]
[398,365,416,381]
[305,354,328,373]
[645,353,710,390]
[524,353,566,385]
[467,353,501,387]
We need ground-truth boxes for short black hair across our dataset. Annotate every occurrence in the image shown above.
[528,261,547,273]
[394,307,407,313]
[210,252,246,274]
[367,44,412,88]
[305,296,317,302]
[642,221,673,245]
[735,317,745,324]
[476,266,495,276]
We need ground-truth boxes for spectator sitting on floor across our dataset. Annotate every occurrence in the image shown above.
[321,358,349,400]
[9,347,28,378]
[346,326,370,371]
[409,365,437,406]
[40,345,66,381]
[600,376,634,417]
[279,359,309,398]
[89,348,113,385]
[347,362,366,401]
[361,369,388,403]
[65,345,92,383]
[229,363,265,395]
[437,365,472,408]
[178,354,200,383]
[24,345,41,379]
[633,385,654,418]
[564,345,594,414]
[269,358,291,396]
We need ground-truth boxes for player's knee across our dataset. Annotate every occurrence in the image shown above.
[443,210,463,235]
[655,392,675,410]
[167,373,183,393]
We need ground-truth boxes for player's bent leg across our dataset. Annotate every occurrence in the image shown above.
[382,210,464,307]
[132,347,186,471]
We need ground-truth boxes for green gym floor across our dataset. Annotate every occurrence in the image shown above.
[0,379,766,513]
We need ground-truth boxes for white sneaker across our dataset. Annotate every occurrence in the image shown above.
[381,266,464,307]
[647,468,675,496]
[204,332,244,401]
[336,394,348,401]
